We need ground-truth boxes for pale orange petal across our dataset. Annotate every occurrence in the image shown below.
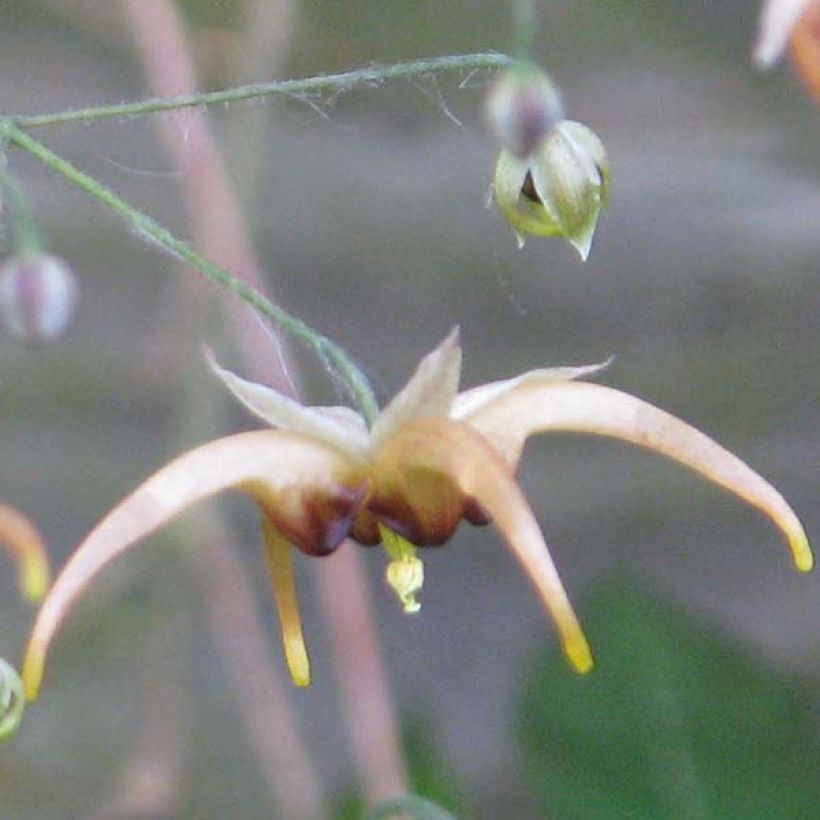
[464,381,812,572]
[260,516,310,687]
[22,430,355,701]
[373,419,592,673]
[370,328,462,447]
[452,359,611,420]
[0,501,50,603]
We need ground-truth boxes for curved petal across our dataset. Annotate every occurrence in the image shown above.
[530,122,604,260]
[452,358,612,420]
[370,328,462,447]
[261,516,310,687]
[22,430,359,701]
[464,381,813,573]
[372,418,592,673]
[0,501,50,603]
[207,350,370,458]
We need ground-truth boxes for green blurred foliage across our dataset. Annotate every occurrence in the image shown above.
[335,719,471,819]
[516,582,820,819]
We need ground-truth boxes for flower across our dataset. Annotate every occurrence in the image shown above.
[755,0,820,100]
[493,120,609,260]
[21,331,812,699]
[0,500,50,603]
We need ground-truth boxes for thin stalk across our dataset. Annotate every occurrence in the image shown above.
[0,164,43,253]
[14,53,513,130]
[513,0,537,65]
[1,120,379,422]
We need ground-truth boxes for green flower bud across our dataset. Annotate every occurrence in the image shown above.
[485,66,563,158]
[493,120,610,261]
[0,659,24,741]
[0,252,78,344]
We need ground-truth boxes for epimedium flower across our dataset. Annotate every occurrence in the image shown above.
[21,331,812,700]
[756,0,820,100]
[493,120,610,261]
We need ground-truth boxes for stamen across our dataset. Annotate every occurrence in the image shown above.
[379,525,424,614]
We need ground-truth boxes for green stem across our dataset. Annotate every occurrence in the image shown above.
[14,53,513,130]
[513,0,537,65]
[0,162,44,253]
[1,119,379,422]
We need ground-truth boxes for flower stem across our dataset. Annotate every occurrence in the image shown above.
[0,163,44,253]
[14,53,513,130]
[513,0,537,64]
[0,119,380,422]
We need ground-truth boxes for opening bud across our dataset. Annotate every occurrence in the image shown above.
[0,252,78,344]
[493,120,610,260]
[485,66,564,158]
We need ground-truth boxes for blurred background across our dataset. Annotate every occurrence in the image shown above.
[0,1,818,817]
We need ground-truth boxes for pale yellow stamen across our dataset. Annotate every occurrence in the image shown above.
[379,525,424,614]
[261,518,311,687]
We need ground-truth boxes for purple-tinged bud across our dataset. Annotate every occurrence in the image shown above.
[485,66,564,158]
[0,253,78,344]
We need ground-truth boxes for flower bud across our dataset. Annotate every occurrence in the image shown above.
[493,120,609,260]
[0,252,78,344]
[485,66,564,158]
[0,659,24,741]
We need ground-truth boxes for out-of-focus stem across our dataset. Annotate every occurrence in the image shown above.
[119,0,292,389]
[316,547,409,805]
[119,0,408,811]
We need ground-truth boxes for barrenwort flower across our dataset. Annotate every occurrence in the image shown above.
[0,252,78,344]
[21,331,812,699]
[493,120,609,260]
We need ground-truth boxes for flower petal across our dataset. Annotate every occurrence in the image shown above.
[260,516,311,687]
[464,380,812,572]
[754,0,814,67]
[493,150,563,242]
[0,500,50,603]
[789,0,820,99]
[370,328,462,447]
[372,418,593,673]
[452,359,612,421]
[207,350,370,458]
[22,430,360,701]
[530,122,605,261]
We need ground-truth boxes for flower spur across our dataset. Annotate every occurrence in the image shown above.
[21,331,812,699]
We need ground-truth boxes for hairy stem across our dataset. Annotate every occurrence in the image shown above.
[1,120,379,422]
[14,53,513,130]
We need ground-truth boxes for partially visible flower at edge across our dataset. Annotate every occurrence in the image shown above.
[0,500,50,603]
[493,120,609,261]
[21,331,812,700]
[755,0,820,100]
